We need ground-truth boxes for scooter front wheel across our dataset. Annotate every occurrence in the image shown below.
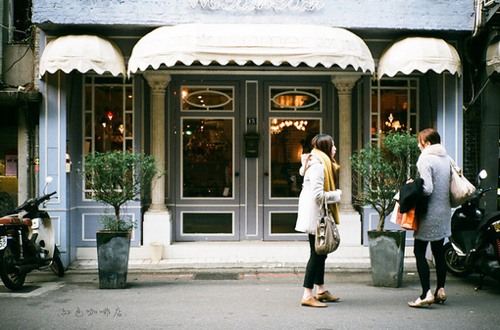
[0,244,27,291]
[444,242,473,277]
[49,246,65,277]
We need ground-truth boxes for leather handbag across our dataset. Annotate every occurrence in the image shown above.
[449,158,476,207]
[315,198,340,255]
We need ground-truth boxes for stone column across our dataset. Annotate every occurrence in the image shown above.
[331,75,362,246]
[144,72,171,211]
[143,72,172,249]
[332,76,359,211]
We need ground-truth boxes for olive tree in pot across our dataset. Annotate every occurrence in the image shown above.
[82,151,158,289]
[350,131,420,287]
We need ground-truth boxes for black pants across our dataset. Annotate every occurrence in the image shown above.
[303,234,327,289]
[413,238,446,298]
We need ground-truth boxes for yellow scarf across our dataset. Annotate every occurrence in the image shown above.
[311,148,340,224]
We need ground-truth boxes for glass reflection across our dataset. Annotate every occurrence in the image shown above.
[270,118,320,198]
[182,119,233,198]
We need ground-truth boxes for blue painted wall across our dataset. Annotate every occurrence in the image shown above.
[33,0,473,31]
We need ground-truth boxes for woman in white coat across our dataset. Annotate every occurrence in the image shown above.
[295,134,342,308]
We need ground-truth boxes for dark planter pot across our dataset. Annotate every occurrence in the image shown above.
[368,230,406,288]
[96,231,131,289]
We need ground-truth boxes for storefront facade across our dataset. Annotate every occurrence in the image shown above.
[31,0,476,265]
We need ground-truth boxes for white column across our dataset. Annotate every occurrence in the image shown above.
[143,72,172,249]
[332,75,361,246]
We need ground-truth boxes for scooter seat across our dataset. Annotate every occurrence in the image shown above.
[0,216,32,227]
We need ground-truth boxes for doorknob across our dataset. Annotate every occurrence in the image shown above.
[264,172,269,177]
[235,172,239,177]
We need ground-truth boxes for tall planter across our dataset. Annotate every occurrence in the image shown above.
[368,230,406,288]
[96,231,131,289]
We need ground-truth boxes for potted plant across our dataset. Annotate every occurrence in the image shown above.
[350,131,420,287]
[82,150,158,289]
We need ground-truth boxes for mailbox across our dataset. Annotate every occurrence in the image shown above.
[244,132,259,158]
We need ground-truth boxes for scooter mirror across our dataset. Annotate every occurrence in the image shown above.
[45,176,53,184]
[478,170,487,180]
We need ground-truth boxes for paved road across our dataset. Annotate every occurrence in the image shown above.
[1,269,499,329]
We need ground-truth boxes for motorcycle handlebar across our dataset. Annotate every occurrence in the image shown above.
[14,191,57,213]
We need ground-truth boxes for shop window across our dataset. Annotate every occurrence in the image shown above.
[370,79,418,144]
[83,76,134,199]
[270,212,300,234]
[181,86,234,111]
[270,87,321,111]
[182,212,233,235]
[182,118,233,198]
[0,108,18,210]
[270,118,320,198]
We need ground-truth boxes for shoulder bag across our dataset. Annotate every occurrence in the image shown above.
[315,197,340,255]
[449,157,476,207]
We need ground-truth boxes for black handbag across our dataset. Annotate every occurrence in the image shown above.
[315,198,340,255]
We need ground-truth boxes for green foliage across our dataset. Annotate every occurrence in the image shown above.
[82,151,158,231]
[350,131,420,231]
[0,192,15,216]
[99,214,136,232]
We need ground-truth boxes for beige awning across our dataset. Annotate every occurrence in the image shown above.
[40,35,125,77]
[486,40,500,76]
[127,24,374,75]
[377,37,461,79]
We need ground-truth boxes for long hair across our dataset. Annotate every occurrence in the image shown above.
[311,134,339,177]
[311,134,334,161]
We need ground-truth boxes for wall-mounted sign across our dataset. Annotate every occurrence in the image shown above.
[189,0,324,11]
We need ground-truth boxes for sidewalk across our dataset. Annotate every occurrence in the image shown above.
[70,243,418,274]
[68,256,417,274]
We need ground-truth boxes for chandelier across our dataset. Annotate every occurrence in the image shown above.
[270,119,308,134]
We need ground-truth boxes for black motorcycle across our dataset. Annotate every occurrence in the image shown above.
[0,178,64,291]
[444,170,500,289]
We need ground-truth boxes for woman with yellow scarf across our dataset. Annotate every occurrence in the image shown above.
[295,134,342,308]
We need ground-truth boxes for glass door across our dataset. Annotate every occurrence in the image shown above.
[263,84,324,240]
[174,84,240,241]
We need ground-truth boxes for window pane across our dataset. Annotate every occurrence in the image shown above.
[183,213,233,234]
[270,213,299,234]
[182,118,233,198]
[270,118,320,198]
[371,79,418,139]
[181,87,234,111]
[83,77,134,200]
[380,90,408,132]
[270,88,321,111]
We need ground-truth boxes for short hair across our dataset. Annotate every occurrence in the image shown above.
[418,128,441,145]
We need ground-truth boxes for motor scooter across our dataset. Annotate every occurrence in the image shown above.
[444,170,500,290]
[0,177,64,291]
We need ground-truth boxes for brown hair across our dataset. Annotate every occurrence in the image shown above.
[312,134,334,160]
[418,128,441,145]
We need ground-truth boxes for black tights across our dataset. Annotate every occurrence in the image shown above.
[303,234,327,289]
[413,238,446,299]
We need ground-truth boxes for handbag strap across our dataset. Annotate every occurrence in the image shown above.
[449,156,463,176]
[321,196,329,217]
[303,154,312,175]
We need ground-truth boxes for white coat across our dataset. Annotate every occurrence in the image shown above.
[295,155,341,234]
